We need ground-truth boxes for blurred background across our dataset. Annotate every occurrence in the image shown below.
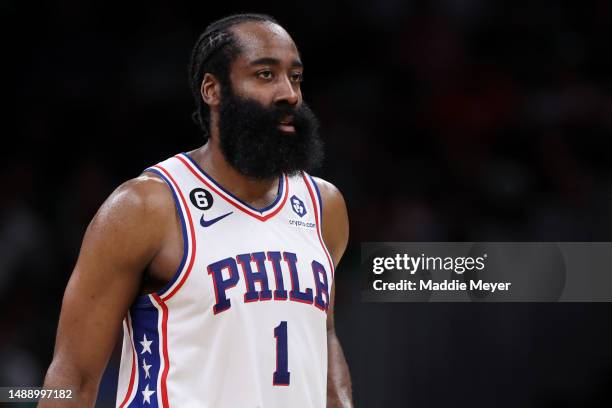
[4,0,612,406]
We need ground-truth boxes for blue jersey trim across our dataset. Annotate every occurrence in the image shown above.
[181,152,284,214]
[132,167,189,307]
[127,304,162,407]
[306,174,324,230]
[304,173,335,276]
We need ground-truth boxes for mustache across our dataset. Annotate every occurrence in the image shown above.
[220,85,314,128]
[272,102,319,133]
[268,102,304,121]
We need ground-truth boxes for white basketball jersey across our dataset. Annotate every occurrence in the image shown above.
[115,153,334,408]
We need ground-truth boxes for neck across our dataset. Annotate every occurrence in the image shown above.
[188,138,280,209]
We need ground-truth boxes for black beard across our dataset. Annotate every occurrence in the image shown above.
[216,85,324,180]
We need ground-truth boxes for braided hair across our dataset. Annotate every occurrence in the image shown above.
[188,13,278,139]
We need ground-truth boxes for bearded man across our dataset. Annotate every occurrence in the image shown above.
[41,13,352,408]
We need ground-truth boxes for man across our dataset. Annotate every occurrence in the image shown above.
[41,13,352,407]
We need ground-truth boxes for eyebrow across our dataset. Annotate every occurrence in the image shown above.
[249,57,303,68]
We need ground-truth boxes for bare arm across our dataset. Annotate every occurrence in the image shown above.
[315,177,353,408]
[39,175,173,407]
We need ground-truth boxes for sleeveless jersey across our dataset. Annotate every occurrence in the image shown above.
[115,153,334,408]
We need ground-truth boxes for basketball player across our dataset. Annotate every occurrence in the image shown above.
[40,13,352,408]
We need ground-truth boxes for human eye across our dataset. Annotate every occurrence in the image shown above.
[256,69,273,80]
[290,71,303,83]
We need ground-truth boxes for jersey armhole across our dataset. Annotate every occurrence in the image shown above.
[302,173,335,278]
[131,167,192,307]
[308,175,325,230]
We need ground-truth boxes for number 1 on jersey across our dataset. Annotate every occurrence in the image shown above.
[273,321,290,386]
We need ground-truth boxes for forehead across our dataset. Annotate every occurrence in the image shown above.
[229,21,301,65]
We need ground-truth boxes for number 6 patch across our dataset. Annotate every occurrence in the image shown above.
[189,188,214,210]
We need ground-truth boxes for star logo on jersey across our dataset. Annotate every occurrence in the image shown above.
[290,195,307,218]
[200,212,233,227]
[142,358,152,379]
[140,334,153,354]
[142,383,156,404]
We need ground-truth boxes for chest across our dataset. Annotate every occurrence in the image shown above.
[146,196,332,317]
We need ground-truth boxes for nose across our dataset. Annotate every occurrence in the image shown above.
[273,75,299,106]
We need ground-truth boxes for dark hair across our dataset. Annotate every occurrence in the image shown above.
[188,13,279,139]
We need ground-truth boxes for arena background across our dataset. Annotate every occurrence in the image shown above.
[4,1,612,406]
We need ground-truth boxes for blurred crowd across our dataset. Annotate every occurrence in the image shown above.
[4,1,612,406]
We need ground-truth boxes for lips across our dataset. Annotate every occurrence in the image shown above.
[279,116,295,132]
[279,116,294,126]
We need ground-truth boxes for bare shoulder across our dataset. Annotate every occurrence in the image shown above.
[83,172,175,265]
[310,176,348,226]
[311,177,349,266]
[311,177,345,209]
[98,173,172,217]
[92,173,173,229]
